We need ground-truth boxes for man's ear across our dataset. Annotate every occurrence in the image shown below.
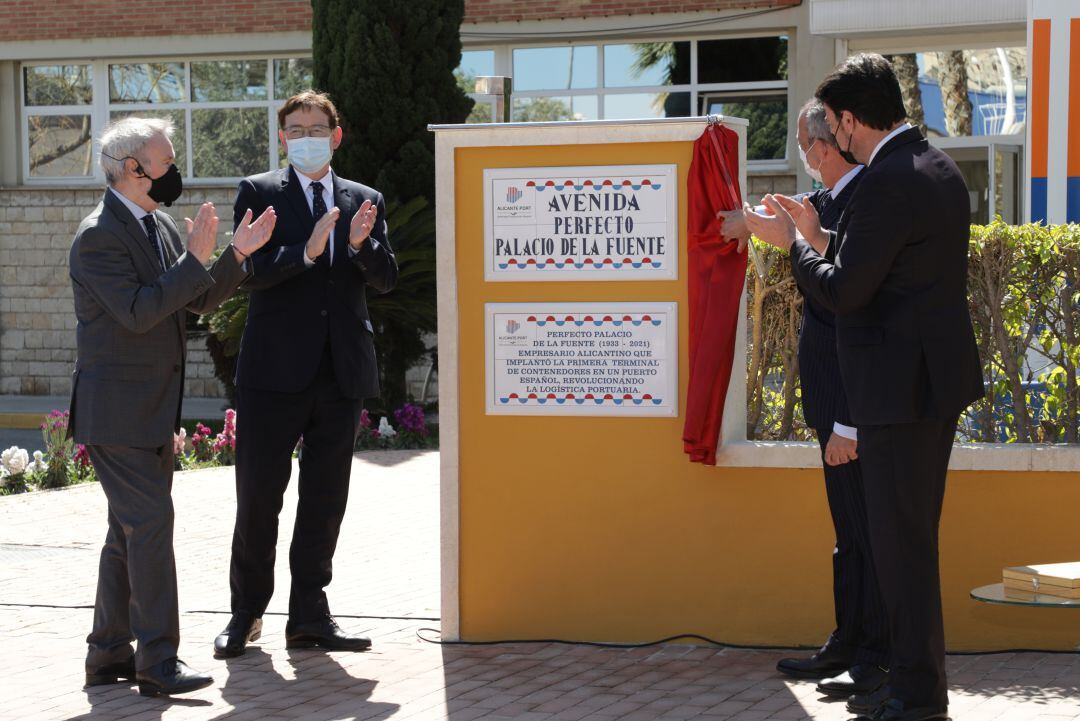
[331,126,343,151]
[126,157,144,178]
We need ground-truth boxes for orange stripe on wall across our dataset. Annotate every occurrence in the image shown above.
[1032,19,1051,178]
[1070,19,1080,177]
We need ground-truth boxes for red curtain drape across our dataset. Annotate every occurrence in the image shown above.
[682,123,746,465]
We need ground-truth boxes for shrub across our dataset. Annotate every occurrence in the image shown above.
[747,221,1080,444]
[39,410,75,489]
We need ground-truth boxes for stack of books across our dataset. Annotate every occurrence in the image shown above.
[1003,562,1080,599]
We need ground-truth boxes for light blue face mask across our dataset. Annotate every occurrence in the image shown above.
[287,136,333,174]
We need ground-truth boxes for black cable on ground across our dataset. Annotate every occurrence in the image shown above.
[416,628,1080,656]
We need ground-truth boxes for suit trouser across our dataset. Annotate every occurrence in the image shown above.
[85,444,178,672]
[816,428,889,667]
[230,347,363,621]
[858,417,958,708]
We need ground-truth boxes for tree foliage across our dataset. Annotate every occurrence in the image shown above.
[747,222,1080,444]
[311,0,472,411]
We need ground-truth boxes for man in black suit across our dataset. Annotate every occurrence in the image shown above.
[720,101,888,696]
[214,91,398,657]
[746,55,983,721]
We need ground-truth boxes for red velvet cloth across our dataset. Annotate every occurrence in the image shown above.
[682,123,747,465]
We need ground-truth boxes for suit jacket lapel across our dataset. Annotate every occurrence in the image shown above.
[102,191,161,278]
[153,210,181,267]
[280,166,316,239]
[332,171,353,265]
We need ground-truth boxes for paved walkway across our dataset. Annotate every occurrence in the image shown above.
[0,451,1077,720]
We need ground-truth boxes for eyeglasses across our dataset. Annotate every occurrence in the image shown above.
[283,124,332,139]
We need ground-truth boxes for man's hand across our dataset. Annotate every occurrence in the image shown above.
[231,207,278,263]
[716,209,751,253]
[824,433,858,466]
[742,195,797,251]
[349,199,377,250]
[305,206,341,261]
[773,194,829,251]
[184,202,219,265]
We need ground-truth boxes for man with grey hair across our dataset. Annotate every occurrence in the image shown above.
[71,116,276,696]
[720,100,888,700]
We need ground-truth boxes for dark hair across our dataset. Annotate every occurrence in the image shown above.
[815,53,906,131]
[278,90,340,129]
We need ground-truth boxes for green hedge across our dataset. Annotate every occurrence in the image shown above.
[747,221,1080,443]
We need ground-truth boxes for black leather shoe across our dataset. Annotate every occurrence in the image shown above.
[135,657,213,697]
[285,615,371,651]
[870,698,949,721]
[776,649,853,680]
[214,613,263,658]
[817,663,887,698]
[85,657,136,687]
[848,684,892,717]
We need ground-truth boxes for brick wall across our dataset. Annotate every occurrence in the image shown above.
[0,1,312,42]
[0,186,235,397]
[463,0,798,23]
[0,0,796,42]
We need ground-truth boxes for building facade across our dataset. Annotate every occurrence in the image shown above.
[0,0,1030,397]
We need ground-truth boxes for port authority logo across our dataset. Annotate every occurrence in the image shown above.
[494,182,533,219]
[495,316,530,347]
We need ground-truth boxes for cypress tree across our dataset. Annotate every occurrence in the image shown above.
[312,0,473,205]
[312,0,473,412]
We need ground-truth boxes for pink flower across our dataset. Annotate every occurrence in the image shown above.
[359,409,371,428]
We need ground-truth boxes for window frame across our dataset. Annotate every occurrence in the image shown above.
[19,53,313,186]
[464,31,790,165]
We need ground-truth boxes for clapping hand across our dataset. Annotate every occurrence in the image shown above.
[349,200,378,250]
[772,194,828,248]
[742,195,798,251]
[305,207,340,262]
[231,207,278,262]
[184,203,219,265]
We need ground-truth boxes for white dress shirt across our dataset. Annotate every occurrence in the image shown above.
[867,123,912,166]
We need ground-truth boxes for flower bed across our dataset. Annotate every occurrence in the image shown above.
[1,404,438,496]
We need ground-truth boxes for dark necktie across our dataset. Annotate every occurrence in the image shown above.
[817,191,835,227]
[140,214,166,270]
[310,181,330,267]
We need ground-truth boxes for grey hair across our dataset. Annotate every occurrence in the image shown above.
[800,98,838,148]
[98,116,175,186]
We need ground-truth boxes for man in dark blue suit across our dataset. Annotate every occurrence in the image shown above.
[747,55,983,721]
[214,91,398,657]
[720,101,888,699]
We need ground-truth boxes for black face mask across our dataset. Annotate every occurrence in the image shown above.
[138,163,183,207]
[830,119,858,165]
[102,152,184,207]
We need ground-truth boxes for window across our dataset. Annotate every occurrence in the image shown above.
[455,36,788,161]
[455,49,497,123]
[21,56,314,183]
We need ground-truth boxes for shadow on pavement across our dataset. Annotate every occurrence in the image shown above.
[208,647,399,720]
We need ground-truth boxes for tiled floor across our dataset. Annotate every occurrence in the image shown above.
[1,450,1077,720]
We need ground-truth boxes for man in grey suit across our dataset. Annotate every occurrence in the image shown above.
[69,116,276,696]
